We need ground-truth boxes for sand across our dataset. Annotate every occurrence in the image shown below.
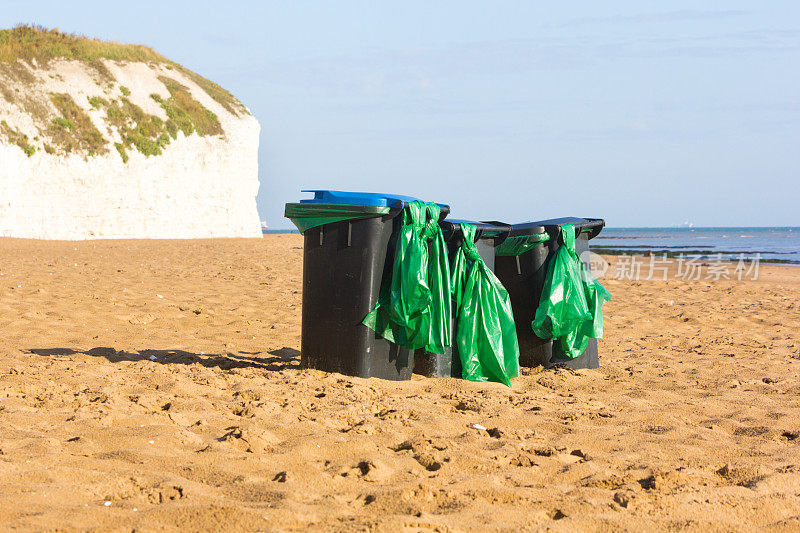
[0,235,798,532]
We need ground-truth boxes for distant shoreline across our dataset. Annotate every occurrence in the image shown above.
[263,226,799,264]
[263,229,300,234]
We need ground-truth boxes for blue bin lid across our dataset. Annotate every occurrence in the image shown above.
[300,190,422,207]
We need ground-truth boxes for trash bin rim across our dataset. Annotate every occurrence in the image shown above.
[440,219,511,243]
[298,190,450,220]
[301,189,449,211]
[541,217,605,240]
[508,217,605,240]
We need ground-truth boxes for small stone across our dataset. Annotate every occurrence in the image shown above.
[780,431,799,441]
[512,453,536,467]
[570,449,591,460]
[414,453,442,472]
[533,446,556,457]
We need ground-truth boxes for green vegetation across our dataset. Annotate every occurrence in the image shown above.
[2,58,36,83]
[87,95,107,109]
[114,142,128,163]
[18,93,51,124]
[0,120,35,156]
[174,67,247,116]
[154,76,223,136]
[0,25,165,66]
[51,116,74,130]
[0,84,12,102]
[0,25,247,158]
[106,96,170,160]
[105,79,221,162]
[47,93,107,155]
[0,25,249,116]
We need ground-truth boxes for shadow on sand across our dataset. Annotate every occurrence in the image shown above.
[27,346,301,372]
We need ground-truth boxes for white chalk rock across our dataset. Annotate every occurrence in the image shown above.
[0,52,261,239]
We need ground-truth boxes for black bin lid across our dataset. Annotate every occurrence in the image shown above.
[537,217,605,240]
[497,217,605,240]
[440,219,511,242]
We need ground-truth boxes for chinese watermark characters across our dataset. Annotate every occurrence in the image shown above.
[586,252,761,281]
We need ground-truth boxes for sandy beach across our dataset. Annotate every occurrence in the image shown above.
[1,235,799,532]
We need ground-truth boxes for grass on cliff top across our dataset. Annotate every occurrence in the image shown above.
[0,25,247,116]
[0,25,164,66]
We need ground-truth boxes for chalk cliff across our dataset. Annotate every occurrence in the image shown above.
[0,26,261,239]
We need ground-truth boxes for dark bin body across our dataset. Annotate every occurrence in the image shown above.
[414,220,510,378]
[296,191,449,380]
[494,217,605,370]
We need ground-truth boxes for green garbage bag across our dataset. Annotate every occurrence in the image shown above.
[284,203,391,233]
[532,224,611,358]
[451,224,520,387]
[494,232,550,256]
[363,201,452,354]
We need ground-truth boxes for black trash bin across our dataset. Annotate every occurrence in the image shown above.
[414,219,511,378]
[494,217,605,370]
[284,190,449,380]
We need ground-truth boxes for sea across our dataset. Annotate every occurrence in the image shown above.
[265,226,800,265]
[593,227,800,265]
[263,229,299,235]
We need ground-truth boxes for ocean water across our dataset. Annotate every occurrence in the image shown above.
[593,227,800,264]
[264,225,800,264]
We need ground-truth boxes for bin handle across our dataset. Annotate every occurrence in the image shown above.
[479,221,513,246]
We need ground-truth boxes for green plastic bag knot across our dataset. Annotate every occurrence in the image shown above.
[531,224,611,358]
[451,224,520,387]
[422,219,440,240]
[459,233,483,263]
[363,201,452,355]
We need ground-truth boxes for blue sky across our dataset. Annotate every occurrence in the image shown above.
[3,1,799,227]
